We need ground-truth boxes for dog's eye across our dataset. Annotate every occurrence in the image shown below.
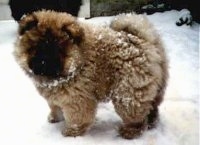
[61,26,72,39]
[19,19,38,35]
[61,25,83,44]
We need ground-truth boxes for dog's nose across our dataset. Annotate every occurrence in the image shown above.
[28,55,63,77]
[28,42,63,77]
[29,56,62,77]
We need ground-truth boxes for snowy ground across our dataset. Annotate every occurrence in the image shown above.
[0,10,199,145]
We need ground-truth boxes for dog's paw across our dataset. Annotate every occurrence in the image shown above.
[176,9,193,26]
[119,122,147,139]
[62,124,89,137]
[61,127,84,137]
[48,113,62,123]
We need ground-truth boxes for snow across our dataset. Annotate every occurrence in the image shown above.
[178,9,191,20]
[35,77,68,89]
[0,10,199,145]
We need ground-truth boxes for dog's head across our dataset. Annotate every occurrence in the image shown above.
[14,10,84,80]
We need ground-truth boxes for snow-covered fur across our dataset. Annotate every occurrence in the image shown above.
[14,10,168,139]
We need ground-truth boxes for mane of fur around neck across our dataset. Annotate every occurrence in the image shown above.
[32,59,81,89]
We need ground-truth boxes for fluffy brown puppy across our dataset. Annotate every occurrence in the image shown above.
[14,10,168,139]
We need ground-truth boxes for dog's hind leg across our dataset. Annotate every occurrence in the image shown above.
[111,80,160,139]
[112,98,151,139]
[147,86,165,129]
[147,105,159,129]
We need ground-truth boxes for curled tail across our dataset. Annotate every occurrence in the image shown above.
[110,13,160,44]
[110,12,169,106]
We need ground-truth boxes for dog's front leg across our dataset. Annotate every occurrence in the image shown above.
[61,97,97,137]
[47,103,64,123]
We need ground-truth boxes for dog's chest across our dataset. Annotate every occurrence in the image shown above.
[37,85,66,103]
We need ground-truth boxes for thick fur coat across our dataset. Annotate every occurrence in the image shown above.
[14,10,168,139]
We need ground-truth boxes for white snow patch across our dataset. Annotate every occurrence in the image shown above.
[179,9,192,21]
[35,77,68,89]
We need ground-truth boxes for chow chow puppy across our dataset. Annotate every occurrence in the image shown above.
[14,10,168,139]
[9,0,82,21]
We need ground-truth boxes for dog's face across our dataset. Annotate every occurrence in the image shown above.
[14,11,84,79]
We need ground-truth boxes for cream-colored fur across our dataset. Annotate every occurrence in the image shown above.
[14,10,168,139]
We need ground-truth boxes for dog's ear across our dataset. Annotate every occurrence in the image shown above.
[18,14,38,35]
[62,22,84,44]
